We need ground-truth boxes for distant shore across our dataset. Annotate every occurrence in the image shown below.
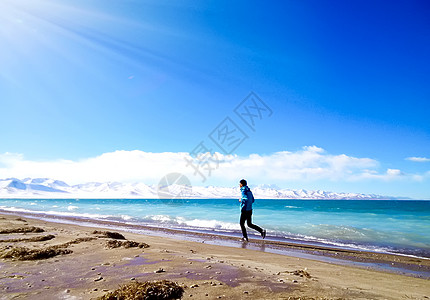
[1,212,429,299]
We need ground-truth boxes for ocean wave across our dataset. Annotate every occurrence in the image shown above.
[0,205,112,220]
[141,214,240,231]
[120,214,134,221]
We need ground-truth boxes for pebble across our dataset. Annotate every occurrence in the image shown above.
[93,288,98,291]
[91,267,96,270]
[190,284,199,288]
[215,271,221,274]
[94,276,103,282]
[130,277,136,281]
[103,289,109,292]
[65,289,70,293]
[205,293,209,296]
[243,291,249,294]
[211,283,217,286]
[292,280,298,283]
[154,268,165,273]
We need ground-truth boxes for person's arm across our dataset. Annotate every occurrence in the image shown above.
[240,188,248,204]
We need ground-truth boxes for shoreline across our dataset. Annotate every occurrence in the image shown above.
[1,212,429,299]
[1,210,430,279]
[1,206,429,260]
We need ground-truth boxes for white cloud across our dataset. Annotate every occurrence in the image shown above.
[0,146,423,186]
[386,168,402,176]
[406,157,430,163]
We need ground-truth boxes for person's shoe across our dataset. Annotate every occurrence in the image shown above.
[261,229,266,239]
[240,237,248,242]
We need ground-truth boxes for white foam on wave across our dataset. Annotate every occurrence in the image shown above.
[144,214,239,231]
[183,218,239,230]
[67,205,79,211]
[0,205,112,220]
[149,215,173,222]
[121,215,134,221]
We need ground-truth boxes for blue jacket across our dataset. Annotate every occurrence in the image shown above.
[240,186,255,211]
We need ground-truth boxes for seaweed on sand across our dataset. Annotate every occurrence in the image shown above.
[92,230,126,240]
[291,269,312,278]
[0,246,72,260]
[105,240,149,249]
[98,280,184,300]
[0,237,96,260]
[51,237,96,249]
[0,226,44,234]
[0,234,55,243]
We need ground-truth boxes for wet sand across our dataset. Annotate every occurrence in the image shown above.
[0,213,429,299]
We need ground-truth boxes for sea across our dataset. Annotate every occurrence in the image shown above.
[1,198,429,259]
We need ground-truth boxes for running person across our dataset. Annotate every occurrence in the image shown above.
[239,179,266,241]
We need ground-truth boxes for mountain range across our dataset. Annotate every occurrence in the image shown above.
[0,178,403,200]
[0,178,404,200]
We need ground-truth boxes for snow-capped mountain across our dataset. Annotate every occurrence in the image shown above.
[0,178,402,200]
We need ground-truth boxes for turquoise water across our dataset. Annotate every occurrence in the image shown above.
[1,198,429,258]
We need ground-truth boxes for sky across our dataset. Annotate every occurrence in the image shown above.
[0,0,429,198]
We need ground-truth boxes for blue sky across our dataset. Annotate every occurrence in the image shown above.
[0,0,429,198]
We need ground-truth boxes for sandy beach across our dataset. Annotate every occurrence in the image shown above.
[0,213,429,300]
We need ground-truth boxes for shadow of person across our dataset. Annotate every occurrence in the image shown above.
[241,241,248,249]
[259,241,266,252]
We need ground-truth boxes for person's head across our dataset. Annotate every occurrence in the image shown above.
[239,179,247,187]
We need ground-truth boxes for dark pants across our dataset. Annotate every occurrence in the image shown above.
[240,210,263,239]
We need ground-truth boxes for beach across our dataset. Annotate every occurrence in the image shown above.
[1,213,429,299]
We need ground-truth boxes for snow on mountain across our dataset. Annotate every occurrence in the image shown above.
[0,178,67,196]
[0,178,402,200]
